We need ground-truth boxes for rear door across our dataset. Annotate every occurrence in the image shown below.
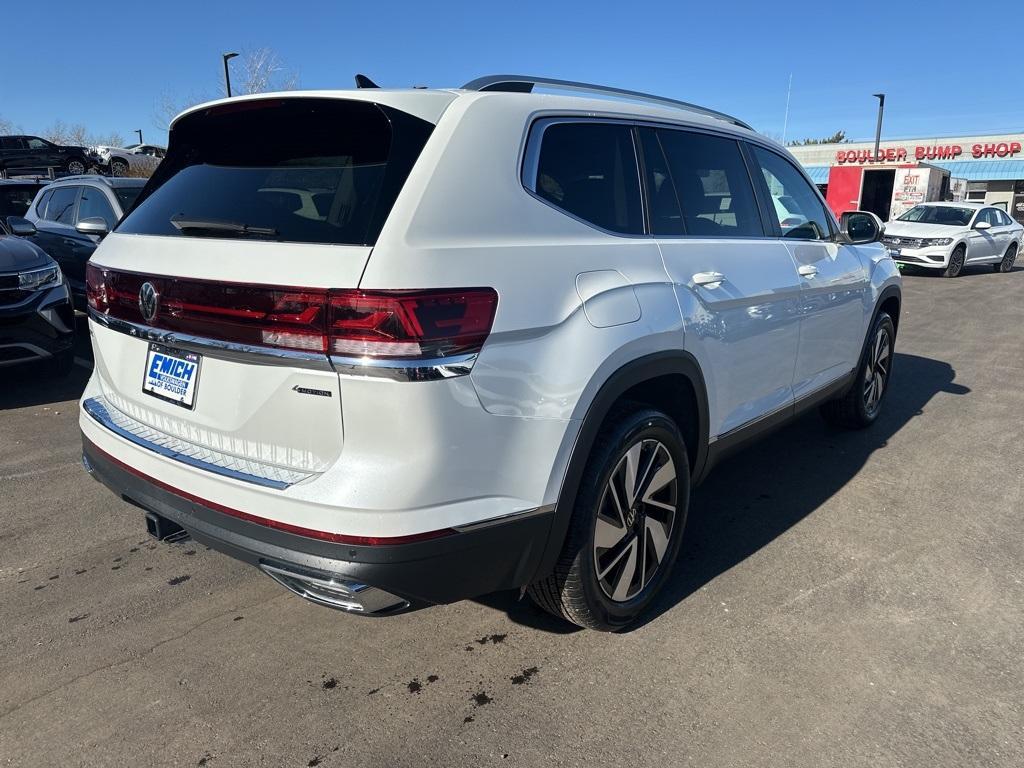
[748,145,869,397]
[641,126,802,438]
[86,97,437,481]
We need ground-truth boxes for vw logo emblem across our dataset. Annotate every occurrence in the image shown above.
[138,282,159,323]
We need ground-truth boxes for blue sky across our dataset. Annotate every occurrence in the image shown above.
[3,0,1021,146]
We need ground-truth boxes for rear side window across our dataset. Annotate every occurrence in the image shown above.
[530,122,643,235]
[750,146,832,240]
[117,98,433,246]
[113,186,142,215]
[78,186,117,229]
[46,186,79,225]
[655,129,763,237]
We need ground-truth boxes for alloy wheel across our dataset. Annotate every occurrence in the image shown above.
[593,439,677,602]
[67,160,86,175]
[863,325,892,416]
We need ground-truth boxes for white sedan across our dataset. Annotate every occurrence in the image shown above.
[883,202,1022,277]
[92,144,165,177]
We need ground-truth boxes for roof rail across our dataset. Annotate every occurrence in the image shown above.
[461,74,753,131]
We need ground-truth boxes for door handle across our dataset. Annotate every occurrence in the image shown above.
[798,265,819,278]
[692,271,726,287]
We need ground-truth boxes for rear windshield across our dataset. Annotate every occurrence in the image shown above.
[117,98,433,246]
[0,184,44,218]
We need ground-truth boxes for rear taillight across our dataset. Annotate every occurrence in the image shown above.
[86,266,498,361]
[328,289,498,359]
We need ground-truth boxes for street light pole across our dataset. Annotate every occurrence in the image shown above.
[222,52,239,97]
[134,129,143,144]
[873,93,886,162]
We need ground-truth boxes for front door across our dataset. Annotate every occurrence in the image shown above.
[638,127,802,438]
[748,145,869,397]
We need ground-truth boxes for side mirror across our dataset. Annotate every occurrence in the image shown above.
[839,210,884,244]
[76,217,109,238]
[5,216,37,236]
[973,220,991,231]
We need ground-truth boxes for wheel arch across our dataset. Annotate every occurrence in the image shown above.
[530,350,710,582]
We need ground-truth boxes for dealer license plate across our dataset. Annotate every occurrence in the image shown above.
[142,344,201,409]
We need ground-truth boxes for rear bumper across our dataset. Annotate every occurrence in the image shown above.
[82,436,555,612]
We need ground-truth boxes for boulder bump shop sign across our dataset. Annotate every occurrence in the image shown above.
[837,140,1023,164]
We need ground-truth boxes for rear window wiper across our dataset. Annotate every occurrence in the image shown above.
[169,214,279,239]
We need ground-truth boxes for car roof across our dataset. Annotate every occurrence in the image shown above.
[45,175,146,188]
[173,83,762,143]
[914,201,985,209]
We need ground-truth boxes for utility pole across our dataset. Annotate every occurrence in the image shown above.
[223,52,239,97]
[873,93,886,162]
[781,73,793,145]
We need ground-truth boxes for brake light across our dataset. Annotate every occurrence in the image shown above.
[86,267,498,360]
[328,289,498,359]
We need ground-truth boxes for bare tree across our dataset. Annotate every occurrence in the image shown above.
[68,123,90,146]
[152,46,299,133]
[44,120,70,144]
[0,114,15,134]
[237,47,300,95]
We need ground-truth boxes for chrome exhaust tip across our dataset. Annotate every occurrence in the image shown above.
[259,562,408,615]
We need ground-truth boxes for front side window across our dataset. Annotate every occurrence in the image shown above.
[656,129,763,237]
[78,186,117,229]
[117,98,433,246]
[46,186,79,225]
[531,122,643,235]
[751,146,831,240]
[26,138,49,150]
[34,189,53,218]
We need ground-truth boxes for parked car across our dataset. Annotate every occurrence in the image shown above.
[79,77,901,630]
[883,202,1022,277]
[93,144,165,177]
[0,216,75,374]
[23,175,145,308]
[0,178,49,219]
[0,135,93,177]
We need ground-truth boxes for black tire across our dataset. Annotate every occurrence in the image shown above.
[46,349,74,377]
[943,244,965,278]
[820,312,895,429]
[65,157,87,176]
[994,242,1017,273]
[110,159,129,177]
[528,406,690,631]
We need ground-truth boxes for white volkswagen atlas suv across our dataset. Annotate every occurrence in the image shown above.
[883,201,1022,277]
[80,75,902,630]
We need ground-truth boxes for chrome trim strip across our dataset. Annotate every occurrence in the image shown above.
[330,352,478,381]
[82,396,314,489]
[87,309,333,371]
[452,503,556,533]
[259,563,408,614]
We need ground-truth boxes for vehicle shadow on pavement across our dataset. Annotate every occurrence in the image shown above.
[483,352,969,633]
[0,362,90,410]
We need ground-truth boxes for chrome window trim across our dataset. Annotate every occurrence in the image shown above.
[82,396,313,490]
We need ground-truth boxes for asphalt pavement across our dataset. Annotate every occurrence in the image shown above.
[1,265,1022,767]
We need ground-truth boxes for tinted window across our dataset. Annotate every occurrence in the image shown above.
[118,99,433,246]
[78,186,117,229]
[656,129,763,237]
[114,186,142,213]
[639,129,683,235]
[0,184,43,217]
[26,138,48,150]
[751,146,831,240]
[35,188,53,218]
[897,205,974,226]
[533,122,643,235]
[0,137,24,150]
[46,186,79,224]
